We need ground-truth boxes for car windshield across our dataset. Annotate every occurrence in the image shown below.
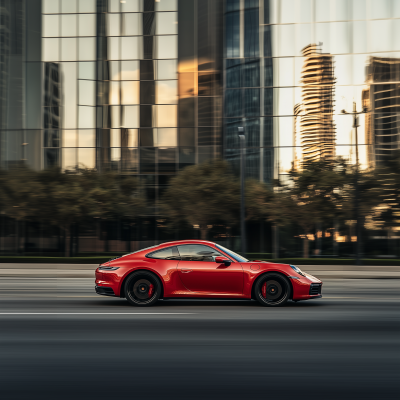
[215,244,248,263]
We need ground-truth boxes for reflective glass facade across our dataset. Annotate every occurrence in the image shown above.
[1,0,400,253]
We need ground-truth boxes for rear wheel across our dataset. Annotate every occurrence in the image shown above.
[124,271,162,307]
[254,273,291,307]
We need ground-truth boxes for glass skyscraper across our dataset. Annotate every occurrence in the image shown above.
[1,0,400,254]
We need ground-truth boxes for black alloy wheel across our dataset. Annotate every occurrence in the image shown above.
[124,271,162,307]
[254,273,291,307]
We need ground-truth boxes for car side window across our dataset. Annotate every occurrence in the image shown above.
[177,245,223,262]
[147,246,180,260]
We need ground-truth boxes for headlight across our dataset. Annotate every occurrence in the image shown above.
[290,265,305,277]
[98,267,119,271]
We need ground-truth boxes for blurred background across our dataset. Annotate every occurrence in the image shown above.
[0,0,399,262]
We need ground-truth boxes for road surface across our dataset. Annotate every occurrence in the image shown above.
[0,277,399,399]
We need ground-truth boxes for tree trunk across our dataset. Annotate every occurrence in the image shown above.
[200,226,208,240]
[333,220,338,256]
[303,236,309,258]
[272,224,279,259]
[69,224,73,257]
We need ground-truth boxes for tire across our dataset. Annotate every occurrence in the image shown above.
[254,273,291,307]
[124,271,162,307]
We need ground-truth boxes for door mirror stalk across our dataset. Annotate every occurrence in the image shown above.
[215,256,231,266]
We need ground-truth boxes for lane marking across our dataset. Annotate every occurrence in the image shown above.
[0,312,195,315]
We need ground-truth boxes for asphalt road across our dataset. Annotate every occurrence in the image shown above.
[0,278,399,400]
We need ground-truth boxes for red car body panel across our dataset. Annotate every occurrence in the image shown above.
[95,240,322,301]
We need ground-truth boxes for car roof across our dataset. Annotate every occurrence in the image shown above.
[156,240,217,248]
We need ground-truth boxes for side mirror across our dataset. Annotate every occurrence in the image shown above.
[215,256,231,266]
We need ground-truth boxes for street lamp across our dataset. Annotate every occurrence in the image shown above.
[341,102,367,265]
[238,127,246,257]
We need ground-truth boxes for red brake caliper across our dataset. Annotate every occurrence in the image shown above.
[262,282,267,298]
[148,284,154,297]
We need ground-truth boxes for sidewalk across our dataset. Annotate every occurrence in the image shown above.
[1,263,400,279]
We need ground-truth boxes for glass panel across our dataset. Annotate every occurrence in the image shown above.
[79,14,96,36]
[299,0,312,23]
[156,0,178,11]
[316,0,330,21]
[122,106,140,128]
[62,149,77,170]
[121,0,140,12]
[158,148,176,172]
[352,0,366,20]
[157,36,177,59]
[156,105,177,127]
[157,60,177,80]
[225,89,242,117]
[225,10,240,58]
[61,63,77,128]
[79,38,96,60]
[43,0,59,14]
[78,148,95,169]
[43,37,59,62]
[315,23,331,54]
[156,80,178,104]
[140,129,157,146]
[295,24,312,56]
[372,0,391,19]
[279,24,294,57]
[244,8,259,57]
[277,87,294,116]
[111,105,121,127]
[78,130,96,147]
[122,129,138,147]
[79,62,95,79]
[121,81,139,104]
[156,12,178,35]
[121,37,141,60]
[198,97,213,126]
[109,81,120,105]
[43,15,59,37]
[111,148,121,164]
[331,22,350,54]
[140,149,156,174]
[61,15,77,37]
[110,129,121,147]
[245,118,260,147]
[226,59,241,88]
[278,58,294,87]
[108,61,119,80]
[61,38,77,61]
[108,13,120,36]
[121,147,138,172]
[179,128,195,146]
[179,147,195,168]
[61,0,77,13]
[44,149,60,168]
[109,0,120,12]
[333,0,349,21]
[108,37,120,60]
[353,21,367,53]
[244,89,260,117]
[121,61,140,80]
[158,128,177,146]
[78,107,96,128]
[122,13,141,36]
[242,59,260,87]
[79,80,96,106]
[280,0,295,23]
[79,0,96,13]
[335,55,353,86]
[177,245,222,261]
[371,20,392,52]
[63,130,77,147]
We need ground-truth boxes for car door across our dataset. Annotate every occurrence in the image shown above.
[177,244,243,295]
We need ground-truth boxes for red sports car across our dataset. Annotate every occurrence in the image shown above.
[95,240,322,307]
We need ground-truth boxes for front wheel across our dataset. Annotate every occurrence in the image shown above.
[254,273,291,307]
[124,271,162,307]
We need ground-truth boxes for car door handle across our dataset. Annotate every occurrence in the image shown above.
[181,269,192,273]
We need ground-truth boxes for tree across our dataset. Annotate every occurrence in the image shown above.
[161,160,241,240]
[285,159,350,258]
